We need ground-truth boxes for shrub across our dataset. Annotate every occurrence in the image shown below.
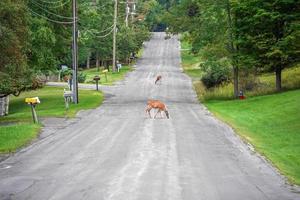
[239,70,260,91]
[78,72,86,83]
[200,59,231,88]
[61,68,72,82]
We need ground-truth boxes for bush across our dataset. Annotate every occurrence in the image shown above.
[78,72,86,83]
[60,69,86,83]
[200,59,230,88]
[239,69,260,91]
[60,68,72,82]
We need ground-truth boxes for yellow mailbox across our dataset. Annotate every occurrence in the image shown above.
[25,97,40,104]
[102,69,108,82]
[25,97,40,123]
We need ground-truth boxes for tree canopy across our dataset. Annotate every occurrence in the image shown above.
[164,0,300,94]
[0,0,153,97]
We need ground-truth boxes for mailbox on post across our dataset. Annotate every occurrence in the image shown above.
[102,69,108,82]
[63,89,73,109]
[25,97,40,123]
[93,75,101,91]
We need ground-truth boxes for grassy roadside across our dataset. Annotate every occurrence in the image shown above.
[0,87,104,153]
[180,40,300,101]
[205,90,300,185]
[180,40,300,185]
[82,66,133,85]
[180,40,202,79]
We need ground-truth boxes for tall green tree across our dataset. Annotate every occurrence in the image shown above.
[164,0,241,97]
[0,0,33,115]
[234,0,300,91]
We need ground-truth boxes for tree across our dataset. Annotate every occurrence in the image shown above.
[28,0,73,73]
[0,0,33,116]
[234,0,300,91]
[164,0,241,97]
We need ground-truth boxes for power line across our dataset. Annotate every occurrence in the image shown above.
[83,27,114,38]
[30,0,74,19]
[28,8,75,24]
[95,28,114,38]
[97,24,114,34]
[36,0,70,4]
[34,0,71,8]
[85,1,113,10]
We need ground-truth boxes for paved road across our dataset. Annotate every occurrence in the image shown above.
[1,33,299,200]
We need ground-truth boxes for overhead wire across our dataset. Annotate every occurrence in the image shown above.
[96,24,114,34]
[83,26,114,38]
[94,27,114,38]
[28,7,75,24]
[33,0,70,8]
[36,0,70,4]
[30,0,74,19]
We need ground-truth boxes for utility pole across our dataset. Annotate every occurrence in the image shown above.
[125,1,129,27]
[131,1,135,22]
[112,0,118,72]
[72,0,78,103]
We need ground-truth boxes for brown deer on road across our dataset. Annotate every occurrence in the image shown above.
[145,100,169,119]
[155,75,162,85]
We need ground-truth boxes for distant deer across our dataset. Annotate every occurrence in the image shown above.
[155,75,162,85]
[145,100,169,119]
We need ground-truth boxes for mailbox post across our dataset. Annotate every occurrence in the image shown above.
[102,69,108,82]
[25,97,40,123]
[63,89,73,109]
[93,76,101,91]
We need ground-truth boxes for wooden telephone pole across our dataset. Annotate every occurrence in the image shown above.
[72,0,79,103]
[112,0,118,72]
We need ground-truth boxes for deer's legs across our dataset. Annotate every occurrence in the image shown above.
[145,106,152,118]
[154,109,161,118]
[159,110,163,118]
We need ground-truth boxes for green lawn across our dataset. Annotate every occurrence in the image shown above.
[0,123,40,153]
[0,87,104,153]
[83,66,133,85]
[180,40,202,79]
[180,39,300,101]
[205,90,300,185]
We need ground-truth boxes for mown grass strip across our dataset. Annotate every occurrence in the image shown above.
[205,90,300,185]
[0,123,40,153]
[0,87,104,153]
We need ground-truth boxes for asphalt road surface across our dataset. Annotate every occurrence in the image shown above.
[0,33,299,200]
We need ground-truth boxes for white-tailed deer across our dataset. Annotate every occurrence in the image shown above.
[155,75,162,84]
[145,100,169,119]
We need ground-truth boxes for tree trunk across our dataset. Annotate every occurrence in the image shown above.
[0,95,9,116]
[225,0,239,98]
[96,52,100,71]
[5,95,9,115]
[86,51,90,69]
[233,66,239,98]
[275,66,282,91]
[0,97,4,116]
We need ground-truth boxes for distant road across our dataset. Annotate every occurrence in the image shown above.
[0,33,299,200]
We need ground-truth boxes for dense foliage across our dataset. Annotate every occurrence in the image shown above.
[0,0,153,98]
[164,0,300,95]
[0,0,33,97]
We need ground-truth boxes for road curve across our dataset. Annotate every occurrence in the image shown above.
[0,33,299,200]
